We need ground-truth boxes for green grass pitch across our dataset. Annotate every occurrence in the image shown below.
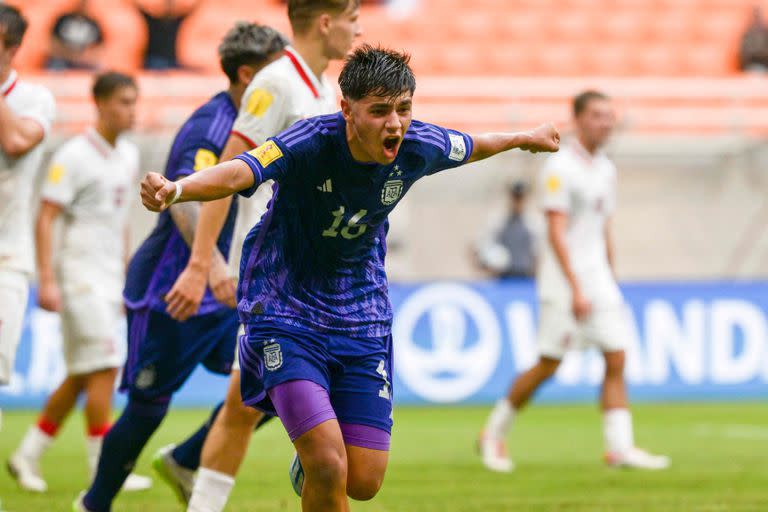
[1,403,766,511]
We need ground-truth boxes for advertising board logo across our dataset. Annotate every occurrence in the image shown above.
[393,283,501,402]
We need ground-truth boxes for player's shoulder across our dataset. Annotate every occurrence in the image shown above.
[245,55,294,94]
[182,91,236,144]
[52,133,89,161]
[14,78,55,106]
[402,119,452,156]
[275,113,340,152]
[189,91,236,123]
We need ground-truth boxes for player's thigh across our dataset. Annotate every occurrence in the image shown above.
[122,308,232,399]
[330,334,393,447]
[0,270,28,384]
[582,305,629,355]
[60,290,125,376]
[239,321,331,414]
[537,302,578,360]
[345,443,388,500]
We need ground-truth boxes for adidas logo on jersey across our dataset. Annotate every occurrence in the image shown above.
[316,179,333,192]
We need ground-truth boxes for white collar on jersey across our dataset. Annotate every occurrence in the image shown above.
[284,46,328,97]
[0,69,18,96]
[85,127,117,158]
[571,138,605,164]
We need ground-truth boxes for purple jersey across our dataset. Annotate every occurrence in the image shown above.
[234,112,473,338]
[124,92,238,314]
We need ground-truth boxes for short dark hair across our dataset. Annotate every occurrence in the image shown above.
[92,72,137,101]
[0,5,28,48]
[573,90,609,117]
[288,0,359,34]
[218,22,289,84]
[339,44,416,101]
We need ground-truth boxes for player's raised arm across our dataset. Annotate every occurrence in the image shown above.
[140,158,255,212]
[467,123,560,163]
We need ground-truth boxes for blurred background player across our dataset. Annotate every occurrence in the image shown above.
[150,2,362,510]
[7,71,151,493]
[74,23,287,512]
[474,181,537,279]
[138,44,559,512]
[479,90,670,473]
[0,4,56,420]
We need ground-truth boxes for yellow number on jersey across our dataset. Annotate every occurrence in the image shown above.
[46,163,65,184]
[193,148,219,171]
[246,88,274,118]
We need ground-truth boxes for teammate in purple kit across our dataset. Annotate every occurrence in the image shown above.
[141,45,560,511]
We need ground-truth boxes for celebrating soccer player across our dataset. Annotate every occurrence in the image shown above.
[8,72,152,493]
[150,2,362,510]
[140,45,559,512]
[0,5,55,419]
[72,23,288,512]
[479,90,670,472]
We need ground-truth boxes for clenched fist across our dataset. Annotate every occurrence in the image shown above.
[141,172,180,212]
[521,123,560,154]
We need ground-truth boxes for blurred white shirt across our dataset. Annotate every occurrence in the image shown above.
[536,140,622,306]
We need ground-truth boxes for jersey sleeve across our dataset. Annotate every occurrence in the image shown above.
[168,126,223,181]
[230,75,289,149]
[415,122,474,176]
[18,86,56,136]
[40,145,80,207]
[539,156,570,213]
[234,138,291,197]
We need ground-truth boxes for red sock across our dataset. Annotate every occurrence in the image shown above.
[87,423,111,437]
[36,417,60,437]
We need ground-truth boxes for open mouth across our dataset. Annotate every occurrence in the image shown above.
[382,136,400,159]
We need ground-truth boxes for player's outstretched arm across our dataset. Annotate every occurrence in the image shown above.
[140,159,254,212]
[468,123,560,163]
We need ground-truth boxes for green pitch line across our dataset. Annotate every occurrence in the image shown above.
[1,403,766,511]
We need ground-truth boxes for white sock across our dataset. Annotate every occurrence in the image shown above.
[16,425,54,461]
[85,435,103,478]
[484,399,515,439]
[188,467,236,512]
[603,408,634,455]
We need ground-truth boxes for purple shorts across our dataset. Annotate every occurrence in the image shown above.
[238,320,393,451]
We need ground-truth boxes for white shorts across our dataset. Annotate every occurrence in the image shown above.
[0,270,29,385]
[60,288,126,376]
[231,324,245,372]
[538,302,629,360]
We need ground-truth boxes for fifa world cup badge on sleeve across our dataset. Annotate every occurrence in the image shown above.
[249,141,283,167]
[263,339,283,371]
[448,133,467,161]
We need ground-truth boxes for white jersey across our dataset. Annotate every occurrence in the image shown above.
[40,129,139,300]
[228,46,337,275]
[536,140,622,307]
[0,70,56,275]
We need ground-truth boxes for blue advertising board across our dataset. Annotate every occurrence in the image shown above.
[2,281,766,408]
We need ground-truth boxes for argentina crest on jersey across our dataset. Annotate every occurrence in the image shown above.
[263,339,283,371]
[381,164,404,206]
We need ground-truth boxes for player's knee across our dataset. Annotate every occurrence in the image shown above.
[537,358,561,379]
[604,351,625,377]
[303,448,347,488]
[346,471,383,501]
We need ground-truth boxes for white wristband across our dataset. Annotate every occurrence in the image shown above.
[168,181,183,206]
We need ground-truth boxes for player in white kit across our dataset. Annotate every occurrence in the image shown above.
[150,2,361,510]
[8,72,151,493]
[0,5,56,395]
[480,91,670,472]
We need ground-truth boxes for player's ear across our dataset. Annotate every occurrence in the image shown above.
[341,98,352,120]
[317,13,332,36]
[236,64,257,87]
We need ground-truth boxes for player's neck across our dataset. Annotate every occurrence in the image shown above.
[95,122,119,147]
[228,84,246,110]
[291,37,329,80]
[0,66,11,87]
[576,135,599,156]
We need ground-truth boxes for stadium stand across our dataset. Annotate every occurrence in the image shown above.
[7,0,768,281]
